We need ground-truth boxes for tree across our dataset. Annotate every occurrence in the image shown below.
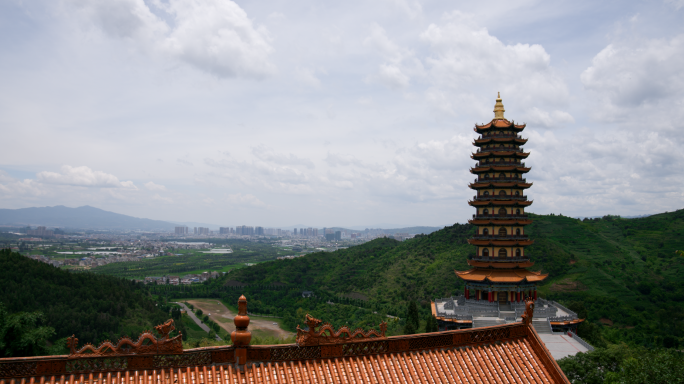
[404,301,420,334]
[425,312,439,333]
[0,303,55,357]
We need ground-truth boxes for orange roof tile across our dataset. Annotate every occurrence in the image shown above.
[456,268,549,283]
[0,323,568,384]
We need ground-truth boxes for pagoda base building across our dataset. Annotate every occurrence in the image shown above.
[432,94,583,335]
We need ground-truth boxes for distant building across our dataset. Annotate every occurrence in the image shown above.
[219,227,231,235]
[334,231,342,240]
[302,291,313,298]
[175,227,189,235]
[27,226,54,237]
[236,225,254,236]
[255,226,264,236]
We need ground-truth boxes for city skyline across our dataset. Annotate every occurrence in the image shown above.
[1,0,683,226]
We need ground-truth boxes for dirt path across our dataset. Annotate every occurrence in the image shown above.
[186,299,293,339]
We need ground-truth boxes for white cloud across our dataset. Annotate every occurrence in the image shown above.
[37,166,137,189]
[523,108,575,128]
[144,181,167,191]
[420,11,569,114]
[363,24,420,89]
[581,35,684,120]
[664,0,684,10]
[294,67,322,88]
[251,145,315,169]
[69,0,275,79]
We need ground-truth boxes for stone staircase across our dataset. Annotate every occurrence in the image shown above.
[473,318,505,328]
[532,320,552,334]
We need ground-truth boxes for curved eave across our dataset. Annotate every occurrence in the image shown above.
[467,239,535,246]
[456,268,549,283]
[467,260,535,268]
[468,219,533,225]
[469,182,533,189]
[471,151,530,159]
[473,138,528,146]
[468,200,534,207]
[474,119,526,131]
[470,166,531,174]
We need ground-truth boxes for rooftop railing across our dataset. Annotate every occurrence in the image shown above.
[473,195,529,201]
[476,161,526,167]
[568,330,595,351]
[471,235,530,240]
[475,177,527,183]
[476,148,525,154]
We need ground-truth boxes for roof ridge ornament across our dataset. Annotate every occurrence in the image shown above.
[493,92,505,120]
[296,314,387,346]
[66,319,182,357]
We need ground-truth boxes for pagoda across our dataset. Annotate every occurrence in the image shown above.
[456,93,548,304]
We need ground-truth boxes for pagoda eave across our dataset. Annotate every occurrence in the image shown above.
[468,219,533,225]
[472,151,530,159]
[470,166,531,174]
[455,268,549,283]
[468,200,533,207]
[468,182,532,189]
[473,138,528,146]
[474,119,526,131]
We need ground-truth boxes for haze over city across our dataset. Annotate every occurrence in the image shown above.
[1,0,683,227]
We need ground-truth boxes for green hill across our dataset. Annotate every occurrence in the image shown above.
[0,249,171,354]
[212,210,684,347]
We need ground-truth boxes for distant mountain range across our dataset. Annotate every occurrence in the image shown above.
[0,205,178,231]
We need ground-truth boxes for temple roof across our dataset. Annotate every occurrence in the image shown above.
[456,268,548,283]
[0,305,569,384]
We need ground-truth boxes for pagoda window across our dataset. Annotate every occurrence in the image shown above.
[515,191,520,196]
[483,208,489,215]
[483,228,489,235]
[483,191,490,196]
[498,249,507,258]
[499,190,507,196]
[498,208,506,216]
[499,173,505,179]
[516,228,521,235]
[484,174,489,179]
[516,249,521,257]
[483,248,489,257]
[516,209,521,215]
[498,228,507,236]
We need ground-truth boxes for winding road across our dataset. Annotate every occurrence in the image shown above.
[174,302,222,341]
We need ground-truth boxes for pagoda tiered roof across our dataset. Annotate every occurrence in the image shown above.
[470,165,531,174]
[0,297,570,384]
[474,137,528,145]
[456,268,548,283]
[469,181,533,189]
[474,119,526,133]
[471,151,530,159]
[469,199,533,207]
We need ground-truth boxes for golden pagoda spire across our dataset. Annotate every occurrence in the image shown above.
[493,92,505,120]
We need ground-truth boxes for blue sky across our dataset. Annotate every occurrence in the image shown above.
[0,0,683,227]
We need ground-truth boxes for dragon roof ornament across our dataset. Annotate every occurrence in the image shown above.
[66,319,182,357]
[296,314,387,346]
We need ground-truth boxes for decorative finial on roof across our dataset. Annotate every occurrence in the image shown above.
[493,92,505,120]
[232,294,251,365]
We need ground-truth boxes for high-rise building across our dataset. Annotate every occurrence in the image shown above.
[255,226,264,236]
[27,226,54,237]
[294,228,298,235]
[175,227,189,235]
[219,227,231,235]
[334,231,341,240]
[313,228,318,237]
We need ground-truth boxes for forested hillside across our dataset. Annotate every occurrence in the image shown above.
[0,249,169,355]
[211,210,684,348]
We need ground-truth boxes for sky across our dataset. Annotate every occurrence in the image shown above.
[1,0,683,228]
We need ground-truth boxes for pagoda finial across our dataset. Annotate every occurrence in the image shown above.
[493,92,505,119]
